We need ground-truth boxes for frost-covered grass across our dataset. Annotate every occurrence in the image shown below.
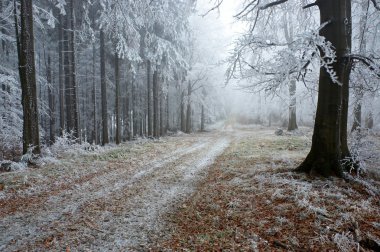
[0,130,231,251]
[0,133,193,200]
[159,128,380,251]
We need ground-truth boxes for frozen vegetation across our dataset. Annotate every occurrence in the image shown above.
[1,0,380,251]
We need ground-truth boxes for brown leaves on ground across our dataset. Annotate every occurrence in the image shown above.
[157,130,380,251]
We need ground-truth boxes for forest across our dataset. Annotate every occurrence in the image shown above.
[0,0,380,251]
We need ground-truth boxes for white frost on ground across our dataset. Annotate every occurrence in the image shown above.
[0,132,232,251]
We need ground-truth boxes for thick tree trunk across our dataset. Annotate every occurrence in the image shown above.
[47,55,55,145]
[287,80,298,131]
[296,0,351,177]
[58,13,65,135]
[100,29,109,145]
[16,0,40,154]
[115,49,121,144]
[340,61,352,161]
[153,69,159,138]
[63,0,79,138]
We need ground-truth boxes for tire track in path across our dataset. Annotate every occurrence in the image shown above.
[0,132,233,251]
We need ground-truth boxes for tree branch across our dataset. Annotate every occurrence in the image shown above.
[234,0,258,18]
[370,0,380,10]
[259,0,288,10]
[303,1,319,9]
[201,0,224,17]
[348,54,380,78]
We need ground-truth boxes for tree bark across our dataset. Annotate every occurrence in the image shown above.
[160,85,164,136]
[115,48,121,144]
[92,42,98,144]
[352,0,368,132]
[340,58,352,163]
[166,81,169,132]
[63,0,79,138]
[283,11,298,131]
[147,60,152,137]
[58,13,65,135]
[47,55,55,145]
[186,81,192,133]
[153,69,159,138]
[201,105,205,131]
[69,0,79,139]
[287,80,298,131]
[180,91,186,132]
[100,29,109,145]
[296,0,351,177]
[365,112,374,129]
[16,0,40,154]
[125,62,131,141]
[351,90,362,132]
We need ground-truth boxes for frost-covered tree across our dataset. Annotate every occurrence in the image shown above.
[16,0,41,154]
[223,0,378,177]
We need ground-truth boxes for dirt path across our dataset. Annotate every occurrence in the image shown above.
[0,131,237,251]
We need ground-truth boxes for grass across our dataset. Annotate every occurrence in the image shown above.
[156,129,380,251]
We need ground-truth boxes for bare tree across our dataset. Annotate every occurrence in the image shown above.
[100,29,109,145]
[15,0,40,154]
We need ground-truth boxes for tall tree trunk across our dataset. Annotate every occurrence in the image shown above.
[283,11,298,131]
[132,79,137,137]
[166,81,169,131]
[125,64,131,141]
[115,49,121,144]
[63,7,71,133]
[340,60,352,162]
[352,0,369,132]
[160,86,164,136]
[153,69,159,138]
[180,91,186,132]
[92,42,98,144]
[1,0,8,57]
[186,81,192,133]
[351,90,362,132]
[1,1,5,55]
[100,29,109,145]
[296,0,351,177]
[287,80,298,131]
[365,112,374,129]
[139,88,143,137]
[64,0,79,138]
[201,105,205,131]
[58,13,65,135]
[16,0,40,154]
[70,0,79,139]
[147,60,152,137]
[47,55,55,145]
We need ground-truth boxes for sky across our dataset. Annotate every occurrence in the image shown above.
[192,0,259,117]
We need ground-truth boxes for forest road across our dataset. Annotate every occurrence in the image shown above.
[0,129,245,251]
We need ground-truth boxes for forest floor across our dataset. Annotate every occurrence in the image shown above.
[0,126,380,251]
